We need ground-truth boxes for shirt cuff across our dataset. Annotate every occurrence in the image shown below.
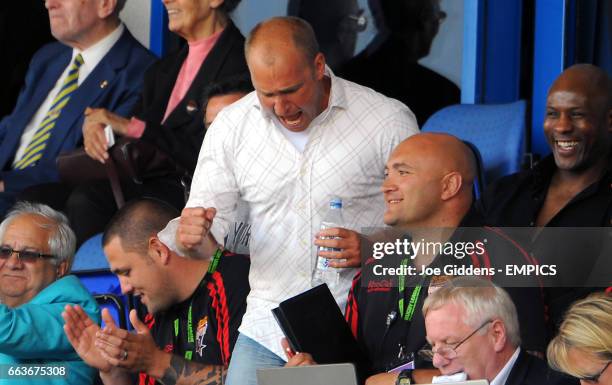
[125,117,146,138]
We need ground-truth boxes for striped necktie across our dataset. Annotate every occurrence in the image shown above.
[14,54,84,170]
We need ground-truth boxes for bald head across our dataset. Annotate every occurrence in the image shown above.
[550,64,612,111]
[382,133,477,228]
[394,133,477,186]
[245,17,320,67]
[244,16,329,133]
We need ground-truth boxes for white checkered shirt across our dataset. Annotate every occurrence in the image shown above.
[179,68,418,358]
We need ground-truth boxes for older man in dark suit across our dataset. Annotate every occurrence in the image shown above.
[0,0,154,216]
[417,277,575,385]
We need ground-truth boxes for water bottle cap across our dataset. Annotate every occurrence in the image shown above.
[329,197,342,209]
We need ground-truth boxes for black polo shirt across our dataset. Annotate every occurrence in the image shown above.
[138,252,250,385]
[478,152,612,329]
[345,220,546,374]
[479,153,612,228]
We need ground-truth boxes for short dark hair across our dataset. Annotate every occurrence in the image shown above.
[218,0,242,15]
[102,199,180,255]
[200,73,253,111]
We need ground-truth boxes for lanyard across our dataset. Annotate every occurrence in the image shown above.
[172,248,223,361]
[397,258,423,322]
[174,305,194,360]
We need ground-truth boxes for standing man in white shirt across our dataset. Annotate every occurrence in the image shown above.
[0,0,154,216]
[166,16,418,385]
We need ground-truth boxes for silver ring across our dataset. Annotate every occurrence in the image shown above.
[121,350,128,361]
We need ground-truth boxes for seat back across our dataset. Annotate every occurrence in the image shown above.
[95,294,128,329]
[73,233,131,330]
[422,100,526,184]
[462,140,486,204]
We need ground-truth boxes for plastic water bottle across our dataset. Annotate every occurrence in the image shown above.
[313,197,345,286]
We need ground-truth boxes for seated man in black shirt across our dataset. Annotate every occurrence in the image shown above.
[63,199,250,385]
[480,63,611,228]
[289,133,546,383]
[478,63,612,328]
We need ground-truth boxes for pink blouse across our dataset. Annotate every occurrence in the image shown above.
[126,29,224,138]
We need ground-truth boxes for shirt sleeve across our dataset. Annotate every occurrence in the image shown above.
[125,117,146,138]
[380,102,420,164]
[0,302,77,359]
[184,109,241,244]
[207,253,250,366]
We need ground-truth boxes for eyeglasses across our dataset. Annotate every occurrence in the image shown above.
[431,319,493,360]
[0,246,55,263]
[579,361,611,384]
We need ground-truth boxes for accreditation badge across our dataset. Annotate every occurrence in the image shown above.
[195,316,208,356]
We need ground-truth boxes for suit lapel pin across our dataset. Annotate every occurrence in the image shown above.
[100,80,108,89]
[186,100,198,114]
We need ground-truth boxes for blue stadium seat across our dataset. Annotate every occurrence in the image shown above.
[72,233,109,272]
[94,294,128,330]
[462,140,486,203]
[72,233,130,329]
[422,100,527,185]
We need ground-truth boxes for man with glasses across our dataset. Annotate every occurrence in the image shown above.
[0,201,100,384]
[419,277,574,385]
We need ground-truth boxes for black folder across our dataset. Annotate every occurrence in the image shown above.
[272,284,371,380]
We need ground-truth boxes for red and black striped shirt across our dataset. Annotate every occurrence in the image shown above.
[139,251,250,385]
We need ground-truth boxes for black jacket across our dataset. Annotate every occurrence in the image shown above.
[134,21,249,174]
[505,349,577,385]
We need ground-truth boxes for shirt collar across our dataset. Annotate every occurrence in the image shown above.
[326,65,348,110]
[73,23,124,71]
[532,146,612,193]
[490,347,521,385]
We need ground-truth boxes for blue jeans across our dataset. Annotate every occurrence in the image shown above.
[226,333,286,385]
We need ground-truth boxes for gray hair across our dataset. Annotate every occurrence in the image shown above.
[422,277,521,348]
[0,202,76,269]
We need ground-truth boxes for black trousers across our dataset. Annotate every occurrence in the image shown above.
[19,176,186,247]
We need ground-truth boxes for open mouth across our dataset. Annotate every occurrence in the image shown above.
[279,111,302,127]
[555,140,579,152]
[387,199,402,205]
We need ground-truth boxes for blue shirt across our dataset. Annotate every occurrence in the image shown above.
[0,275,100,384]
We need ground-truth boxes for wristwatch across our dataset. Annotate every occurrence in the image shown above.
[395,369,413,385]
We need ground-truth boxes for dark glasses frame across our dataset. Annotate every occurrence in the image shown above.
[0,246,56,263]
[428,319,494,360]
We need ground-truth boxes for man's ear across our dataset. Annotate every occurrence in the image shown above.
[209,0,225,9]
[148,237,171,265]
[490,319,508,352]
[440,172,463,201]
[97,0,118,19]
[56,260,69,278]
[313,53,326,81]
